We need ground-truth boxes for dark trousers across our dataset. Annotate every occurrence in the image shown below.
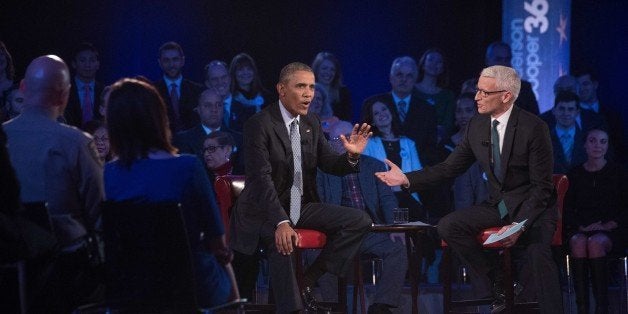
[260,202,372,313]
[437,204,563,314]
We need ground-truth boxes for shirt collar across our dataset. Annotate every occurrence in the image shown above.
[279,100,299,128]
[163,75,183,87]
[491,103,514,129]
[555,124,576,138]
[392,92,411,105]
[201,124,221,135]
[74,77,94,90]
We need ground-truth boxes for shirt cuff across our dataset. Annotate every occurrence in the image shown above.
[276,220,291,228]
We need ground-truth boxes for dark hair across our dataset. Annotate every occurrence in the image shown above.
[0,41,15,80]
[206,130,236,147]
[83,119,106,135]
[417,48,449,88]
[485,41,512,63]
[311,51,344,104]
[158,41,184,58]
[229,53,266,96]
[361,97,402,137]
[572,65,599,82]
[554,91,580,108]
[456,92,476,104]
[106,78,176,167]
[72,42,99,61]
[279,62,312,84]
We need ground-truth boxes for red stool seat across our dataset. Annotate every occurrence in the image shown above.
[295,229,327,248]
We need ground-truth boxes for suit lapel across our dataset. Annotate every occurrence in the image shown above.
[499,106,519,181]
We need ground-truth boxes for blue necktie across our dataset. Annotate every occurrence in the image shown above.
[560,133,573,164]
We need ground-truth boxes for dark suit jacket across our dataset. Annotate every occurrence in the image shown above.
[316,155,398,224]
[230,102,358,254]
[406,106,555,225]
[63,81,105,128]
[363,90,438,165]
[155,78,203,133]
[172,124,244,174]
[550,127,586,174]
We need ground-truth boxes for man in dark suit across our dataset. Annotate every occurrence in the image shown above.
[549,91,587,174]
[316,121,407,314]
[485,42,539,116]
[375,65,562,313]
[173,87,243,172]
[230,62,372,313]
[154,41,203,133]
[363,56,438,166]
[63,42,105,128]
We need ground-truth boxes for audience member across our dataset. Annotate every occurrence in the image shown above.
[2,85,24,122]
[205,60,255,132]
[103,78,233,307]
[315,120,407,314]
[484,41,539,115]
[229,62,372,313]
[308,83,339,135]
[63,42,105,129]
[361,98,424,221]
[575,67,626,160]
[565,128,627,314]
[83,120,111,163]
[202,131,239,180]
[0,41,16,108]
[154,41,203,133]
[460,78,478,95]
[363,56,438,166]
[173,87,243,173]
[415,48,455,141]
[550,91,587,174]
[311,51,353,121]
[446,93,489,210]
[375,65,563,313]
[3,55,104,312]
[229,53,270,113]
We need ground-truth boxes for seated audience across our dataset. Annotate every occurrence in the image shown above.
[565,128,627,314]
[311,51,353,121]
[103,78,233,307]
[549,91,587,174]
[0,41,16,108]
[308,83,339,136]
[202,131,239,181]
[229,53,270,113]
[83,120,111,163]
[2,85,24,122]
[415,48,455,141]
[3,55,104,312]
[63,42,105,129]
[314,121,407,314]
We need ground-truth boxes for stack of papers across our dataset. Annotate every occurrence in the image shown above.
[483,220,528,245]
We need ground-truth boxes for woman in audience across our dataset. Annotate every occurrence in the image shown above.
[308,83,339,136]
[311,51,353,121]
[0,42,16,109]
[103,78,234,307]
[566,128,627,314]
[83,120,111,163]
[415,48,455,142]
[229,53,269,113]
[361,98,423,220]
[202,131,238,181]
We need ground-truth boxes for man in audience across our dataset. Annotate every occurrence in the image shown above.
[3,55,104,312]
[575,67,625,160]
[63,42,105,128]
[173,87,243,172]
[485,41,539,115]
[316,120,407,314]
[376,65,563,314]
[154,41,203,133]
[230,62,372,313]
[204,60,255,132]
[550,91,586,174]
[363,56,438,165]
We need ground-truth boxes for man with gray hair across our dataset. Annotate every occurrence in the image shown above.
[3,55,104,312]
[375,65,562,313]
[362,56,438,165]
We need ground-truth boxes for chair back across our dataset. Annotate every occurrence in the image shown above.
[214,175,246,241]
[102,201,197,311]
[552,174,569,246]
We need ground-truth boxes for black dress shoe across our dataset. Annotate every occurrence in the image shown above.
[301,286,331,312]
[490,298,506,313]
[490,280,506,313]
[367,303,393,314]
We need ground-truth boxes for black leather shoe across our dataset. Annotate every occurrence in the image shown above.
[367,303,393,314]
[301,286,331,312]
[490,280,506,313]
[490,298,506,313]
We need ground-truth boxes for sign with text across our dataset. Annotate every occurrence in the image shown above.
[503,0,571,113]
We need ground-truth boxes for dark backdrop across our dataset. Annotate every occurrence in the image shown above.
[2,0,626,129]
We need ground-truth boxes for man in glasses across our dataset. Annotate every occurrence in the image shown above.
[376,65,562,313]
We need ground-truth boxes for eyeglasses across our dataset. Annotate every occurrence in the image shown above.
[203,145,225,153]
[475,88,506,98]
